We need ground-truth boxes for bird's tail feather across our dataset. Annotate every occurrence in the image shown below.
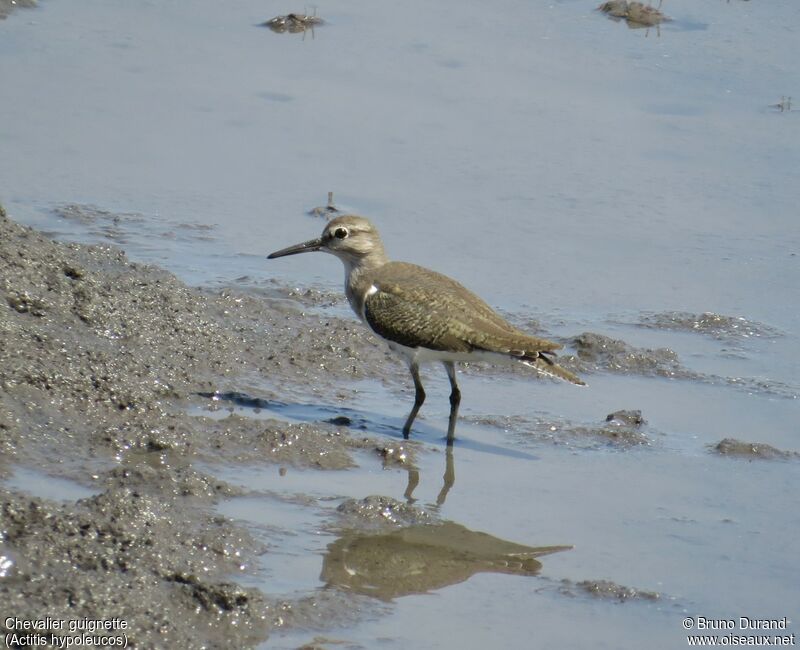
[521,357,586,386]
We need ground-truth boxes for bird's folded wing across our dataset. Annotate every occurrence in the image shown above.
[363,274,561,356]
[364,288,471,352]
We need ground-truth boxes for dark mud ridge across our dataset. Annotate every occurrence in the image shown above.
[0,205,416,648]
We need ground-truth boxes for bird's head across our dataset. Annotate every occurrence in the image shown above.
[268,215,386,267]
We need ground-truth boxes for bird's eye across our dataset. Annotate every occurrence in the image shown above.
[334,227,348,239]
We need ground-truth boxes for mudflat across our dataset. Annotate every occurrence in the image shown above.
[0,205,416,648]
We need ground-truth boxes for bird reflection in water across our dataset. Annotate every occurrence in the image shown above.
[321,520,571,601]
[397,446,454,506]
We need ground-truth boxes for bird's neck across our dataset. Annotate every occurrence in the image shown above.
[342,251,388,321]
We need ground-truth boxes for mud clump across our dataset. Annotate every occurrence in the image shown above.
[590,409,649,445]
[712,438,799,461]
[336,495,435,529]
[554,410,650,447]
[606,409,644,427]
[375,442,416,468]
[568,332,692,378]
[562,578,660,602]
[469,410,651,448]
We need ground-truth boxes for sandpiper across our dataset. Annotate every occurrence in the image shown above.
[268,215,584,445]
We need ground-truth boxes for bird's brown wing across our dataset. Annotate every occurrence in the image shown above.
[363,287,470,352]
[365,262,562,356]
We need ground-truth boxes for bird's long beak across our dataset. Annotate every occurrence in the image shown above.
[267,237,323,259]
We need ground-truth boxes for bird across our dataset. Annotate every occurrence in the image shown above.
[268,215,584,445]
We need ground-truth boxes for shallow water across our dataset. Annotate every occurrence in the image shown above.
[205,386,799,648]
[2,0,799,647]
[5,467,98,502]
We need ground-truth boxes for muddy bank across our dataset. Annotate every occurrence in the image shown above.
[0,204,394,462]
[0,205,412,648]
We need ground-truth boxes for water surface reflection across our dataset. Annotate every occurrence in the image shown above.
[321,521,571,601]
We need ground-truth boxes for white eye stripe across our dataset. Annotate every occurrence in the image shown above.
[366,285,379,296]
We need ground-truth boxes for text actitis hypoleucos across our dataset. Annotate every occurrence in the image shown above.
[268,215,584,445]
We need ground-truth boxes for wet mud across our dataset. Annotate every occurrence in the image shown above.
[0,486,268,648]
[568,332,693,378]
[558,578,661,602]
[53,203,217,246]
[469,409,652,448]
[711,438,800,461]
[0,206,410,648]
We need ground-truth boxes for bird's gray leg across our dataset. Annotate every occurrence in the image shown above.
[444,361,461,446]
[402,361,425,439]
